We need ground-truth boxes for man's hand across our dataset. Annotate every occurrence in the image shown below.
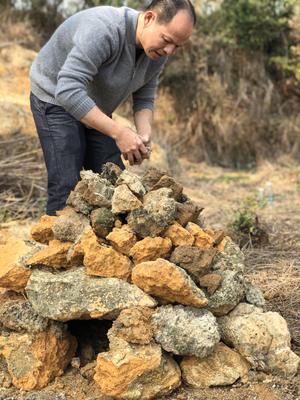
[116,127,148,166]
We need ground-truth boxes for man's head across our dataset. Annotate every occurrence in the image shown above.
[136,0,195,60]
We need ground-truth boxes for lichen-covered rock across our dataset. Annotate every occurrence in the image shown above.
[66,185,93,215]
[116,170,146,197]
[175,199,203,227]
[208,270,245,316]
[79,170,114,207]
[152,305,220,358]
[90,207,115,238]
[163,222,194,246]
[170,246,216,281]
[129,237,172,264]
[0,237,44,292]
[26,239,73,269]
[30,215,56,244]
[82,229,132,280]
[112,185,143,214]
[199,273,223,295]
[26,268,156,321]
[218,303,300,377]
[244,282,265,308]
[108,307,155,344]
[186,223,215,249]
[0,324,77,390]
[52,208,89,242]
[151,175,183,200]
[132,258,208,308]
[127,208,170,238]
[213,236,245,273]
[100,162,123,185]
[94,337,181,399]
[180,343,249,387]
[143,188,176,226]
[106,225,137,256]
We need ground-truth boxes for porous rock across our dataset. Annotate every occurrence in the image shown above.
[199,273,223,295]
[90,207,115,238]
[25,268,156,321]
[112,184,143,214]
[116,170,146,197]
[186,222,215,249]
[26,239,73,269]
[132,258,208,307]
[106,225,137,256]
[143,188,176,225]
[213,236,245,273]
[141,167,166,191]
[163,222,194,246]
[152,305,220,358]
[79,170,114,207]
[218,303,300,377]
[30,215,56,244]
[127,208,170,238]
[244,282,265,308]
[52,208,89,242]
[129,237,172,264]
[180,343,249,387]
[100,162,122,185]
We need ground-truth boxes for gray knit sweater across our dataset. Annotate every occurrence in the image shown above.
[30,6,167,120]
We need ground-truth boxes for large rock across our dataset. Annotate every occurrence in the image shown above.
[132,258,208,307]
[213,236,245,273]
[108,307,155,345]
[0,324,77,390]
[112,185,142,214]
[25,268,157,321]
[106,225,137,256]
[170,245,216,281]
[52,208,89,242]
[180,343,249,387]
[30,215,56,244]
[218,303,300,377]
[129,237,172,264]
[116,170,146,197]
[208,270,245,316]
[163,222,194,246]
[152,305,220,358]
[26,239,73,269]
[0,236,44,292]
[143,188,176,226]
[94,337,181,399]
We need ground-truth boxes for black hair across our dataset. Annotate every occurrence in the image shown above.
[146,0,196,26]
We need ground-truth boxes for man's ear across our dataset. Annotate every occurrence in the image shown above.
[143,10,157,28]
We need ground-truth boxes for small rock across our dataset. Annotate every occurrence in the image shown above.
[151,175,183,200]
[213,237,245,273]
[52,208,89,242]
[90,207,115,238]
[163,222,194,246]
[66,187,93,215]
[141,168,166,191]
[127,208,170,238]
[106,225,137,256]
[80,170,114,207]
[112,185,142,214]
[199,273,223,295]
[244,282,265,308]
[100,162,122,185]
[186,222,215,249]
[30,215,56,244]
[26,239,72,269]
[116,170,146,197]
[175,199,203,227]
[143,188,177,226]
[129,237,172,264]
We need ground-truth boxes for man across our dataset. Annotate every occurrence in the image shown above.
[30,0,195,215]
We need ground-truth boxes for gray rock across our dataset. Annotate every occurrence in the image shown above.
[111,185,142,214]
[0,298,48,333]
[66,190,93,215]
[152,305,220,358]
[100,162,123,185]
[26,268,157,321]
[52,209,89,242]
[90,207,115,238]
[244,282,265,308]
[127,208,169,238]
[212,239,245,273]
[116,170,146,197]
[143,188,176,225]
[170,246,216,281]
[80,170,114,207]
[208,270,245,316]
[151,175,183,200]
[175,199,203,227]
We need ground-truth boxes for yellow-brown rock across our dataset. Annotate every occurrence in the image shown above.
[26,239,72,268]
[186,222,215,249]
[94,338,181,399]
[106,225,137,255]
[82,229,132,280]
[163,222,194,246]
[30,215,57,244]
[129,237,172,264]
[0,234,33,291]
[108,307,155,345]
[0,325,77,390]
[216,235,232,252]
[180,343,249,387]
[132,258,208,308]
[205,229,225,246]
[66,227,96,267]
[199,273,223,295]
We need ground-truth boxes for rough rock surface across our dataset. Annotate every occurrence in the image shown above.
[30,215,56,244]
[26,268,157,321]
[244,282,266,308]
[180,343,249,387]
[127,208,170,238]
[218,303,300,377]
[108,307,155,345]
[112,184,143,214]
[186,222,215,249]
[94,337,181,399]
[0,324,77,390]
[80,172,114,208]
[141,168,166,191]
[26,240,72,269]
[151,175,183,200]
[132,258,208,307]
[100,162,122,185]
[213,237,245,273]
[66,184,93,215]
[170,245,217,281]
[116,170,146,197]
[52,208,89,242]
[163,222,194,246]
[208,270,245,316]
[152,305,220,358]
[175,199,202,227]
[198,273,223,295]
[106,225,137,256]
[90,207,115,238]
[129,237,172,264]
[143,188,176,225]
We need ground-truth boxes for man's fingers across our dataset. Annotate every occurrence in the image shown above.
[127,152,135,166]
[133,150,142,165]
[138,141,148,156]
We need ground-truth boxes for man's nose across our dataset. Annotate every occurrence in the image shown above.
[163,43,177,55]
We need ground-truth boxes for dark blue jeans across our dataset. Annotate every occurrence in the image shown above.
[30,92,124,215]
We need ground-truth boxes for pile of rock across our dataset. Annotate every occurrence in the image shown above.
[0,163,298,399]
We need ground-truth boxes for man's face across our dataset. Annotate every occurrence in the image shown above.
[140,9,194,60]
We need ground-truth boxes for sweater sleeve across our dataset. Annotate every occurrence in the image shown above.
[55,21,118,120]
[132,60,166,114]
